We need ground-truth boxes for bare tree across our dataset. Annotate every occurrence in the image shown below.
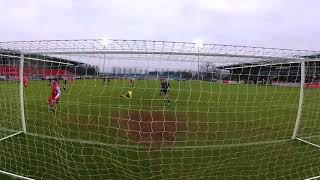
[122,67,127,75]
[111,66,117,75]
[116,67,122,75]
[144,69,149,75]
[200,61,230,81]
[127,67,133,75]
[200,61,216,73]
[133,67,138,75]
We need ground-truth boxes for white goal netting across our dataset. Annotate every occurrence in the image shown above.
[0,39,320,179]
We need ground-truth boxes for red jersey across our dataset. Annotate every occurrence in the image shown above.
[51,83,61,99]
[23,77,28,85]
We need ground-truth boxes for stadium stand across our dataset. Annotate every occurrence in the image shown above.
[0,65,73,78]
[1,48,98,80]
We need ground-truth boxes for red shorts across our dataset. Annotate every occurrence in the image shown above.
[48,96,60,104]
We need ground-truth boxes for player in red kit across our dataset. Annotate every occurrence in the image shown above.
[48,79,61,111]
[23,77,28,88]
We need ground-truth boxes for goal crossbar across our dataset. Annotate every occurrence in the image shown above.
[31,50,302,62]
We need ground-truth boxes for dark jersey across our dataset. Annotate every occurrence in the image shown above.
[161,82,170,91]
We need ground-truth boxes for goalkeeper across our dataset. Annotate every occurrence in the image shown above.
[160,79,170,105]
[120,91,132,99]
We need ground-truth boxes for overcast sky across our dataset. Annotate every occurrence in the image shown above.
[0,0,319,50]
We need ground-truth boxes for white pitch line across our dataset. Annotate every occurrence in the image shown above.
[304,175,320,180]
[2,127,320,150]
[0,131,23,142]
[25,132,291,150]
[0,170,35,180]
[296,137,320,149]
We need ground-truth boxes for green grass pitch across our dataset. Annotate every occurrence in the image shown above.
[1,79,320,179]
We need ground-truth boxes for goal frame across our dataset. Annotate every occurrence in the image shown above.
[1,39,320,179]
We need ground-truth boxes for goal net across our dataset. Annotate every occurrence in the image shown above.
[0,39,320,179]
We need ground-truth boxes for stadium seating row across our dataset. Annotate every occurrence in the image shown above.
[0,65,73,76]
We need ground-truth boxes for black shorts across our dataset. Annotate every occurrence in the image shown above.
[161,89,169,95]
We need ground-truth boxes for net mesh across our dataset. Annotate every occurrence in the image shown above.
[0,39,320,179]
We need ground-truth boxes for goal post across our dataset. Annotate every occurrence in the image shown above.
[292,59,305,139]
[1,39,320,179]
[0,52,25,142]
[19,53,27,133]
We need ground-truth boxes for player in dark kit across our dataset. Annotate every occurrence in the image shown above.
[103,76,110,86]
[103,76,106,84]
[160,79,170,105]
[63,79,67,90]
